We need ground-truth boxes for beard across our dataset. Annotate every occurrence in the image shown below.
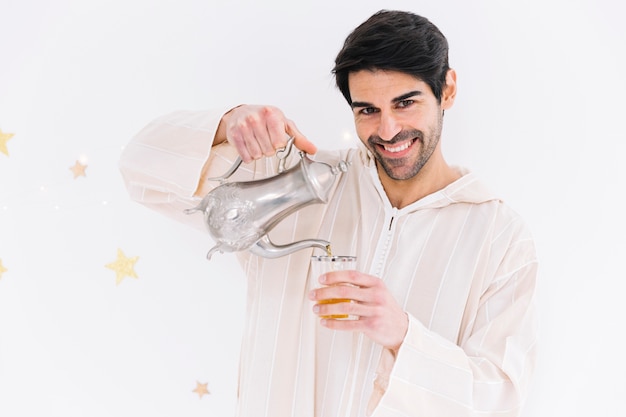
[366,116,443,181]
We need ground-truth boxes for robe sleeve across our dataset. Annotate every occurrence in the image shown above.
[369,215,538,417]
[118,107,245,229]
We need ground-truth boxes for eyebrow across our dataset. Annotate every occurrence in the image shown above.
[350,90,423,109]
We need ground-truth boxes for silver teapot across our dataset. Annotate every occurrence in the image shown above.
[185,138,349,260]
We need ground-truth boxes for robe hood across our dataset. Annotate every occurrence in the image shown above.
[353,144,501,213]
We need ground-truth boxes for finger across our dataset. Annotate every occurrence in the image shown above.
[261,129,285,156]
[264,109,290,151]
[257,108,285,156]
[227,129,253,163]
[313,298,367,320]
[243,134,265,162]
[311,283,369,305]
[243,113,273,160]
[321,270,377,288]
[286,119,317,155]
[320,316,363,331]
[227,115,266,162]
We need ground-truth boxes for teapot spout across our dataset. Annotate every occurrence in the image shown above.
[250,236,329,259]
[183,195,211,215]
[206,243,226,260]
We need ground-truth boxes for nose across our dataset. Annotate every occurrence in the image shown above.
[377,111,401,141]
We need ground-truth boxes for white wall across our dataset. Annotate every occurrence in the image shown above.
[1,0,624,416]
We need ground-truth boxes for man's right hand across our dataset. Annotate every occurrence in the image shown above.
[215,105,317,163]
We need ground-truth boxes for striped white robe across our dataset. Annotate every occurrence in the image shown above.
[119,109,538,417]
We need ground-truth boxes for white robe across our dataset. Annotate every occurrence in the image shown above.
[119,109,538,417]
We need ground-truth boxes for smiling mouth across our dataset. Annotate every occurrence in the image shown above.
[380,138,416,154]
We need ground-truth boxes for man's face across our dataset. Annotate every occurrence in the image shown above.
[348,69,447,182]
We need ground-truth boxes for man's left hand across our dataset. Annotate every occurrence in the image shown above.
[308,270,409,352]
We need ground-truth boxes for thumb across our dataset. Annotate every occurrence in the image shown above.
[286,119,318,155]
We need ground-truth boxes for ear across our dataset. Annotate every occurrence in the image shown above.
[441,69,457,110]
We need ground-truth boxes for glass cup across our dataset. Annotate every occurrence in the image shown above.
[310,255,358,320]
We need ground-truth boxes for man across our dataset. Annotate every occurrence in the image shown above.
[119,10,538,417]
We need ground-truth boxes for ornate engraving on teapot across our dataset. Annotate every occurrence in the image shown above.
[205,184,259,251]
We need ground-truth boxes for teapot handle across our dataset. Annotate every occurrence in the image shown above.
[205,156,243,183]
[276,136,296,173]
[206,136,296,183]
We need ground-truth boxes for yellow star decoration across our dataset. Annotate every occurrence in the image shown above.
[0,129,15,156]
[192,381,210,399]
[0,259,7,280]
[70,160,87,179]
[105,248,139,285]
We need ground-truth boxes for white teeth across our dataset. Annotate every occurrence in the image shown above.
[384,141,411,153]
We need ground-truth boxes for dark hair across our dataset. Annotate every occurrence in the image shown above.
[332,10,450,104]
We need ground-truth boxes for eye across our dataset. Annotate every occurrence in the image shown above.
[396,99,414,109]
[359,107,378,115]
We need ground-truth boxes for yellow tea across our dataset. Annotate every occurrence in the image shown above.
[310,253,358,321]
[319,298,350,319]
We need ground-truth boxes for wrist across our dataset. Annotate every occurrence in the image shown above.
[387,311,409,355]
[213,104,243,147]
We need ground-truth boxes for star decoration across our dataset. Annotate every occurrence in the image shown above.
[192,381,210,399]
[105,248,139,285]
[69,160,87,178]
[0,129,15,156]
[0,259,7,280]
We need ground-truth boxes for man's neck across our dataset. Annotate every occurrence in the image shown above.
[378,160,461,209]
